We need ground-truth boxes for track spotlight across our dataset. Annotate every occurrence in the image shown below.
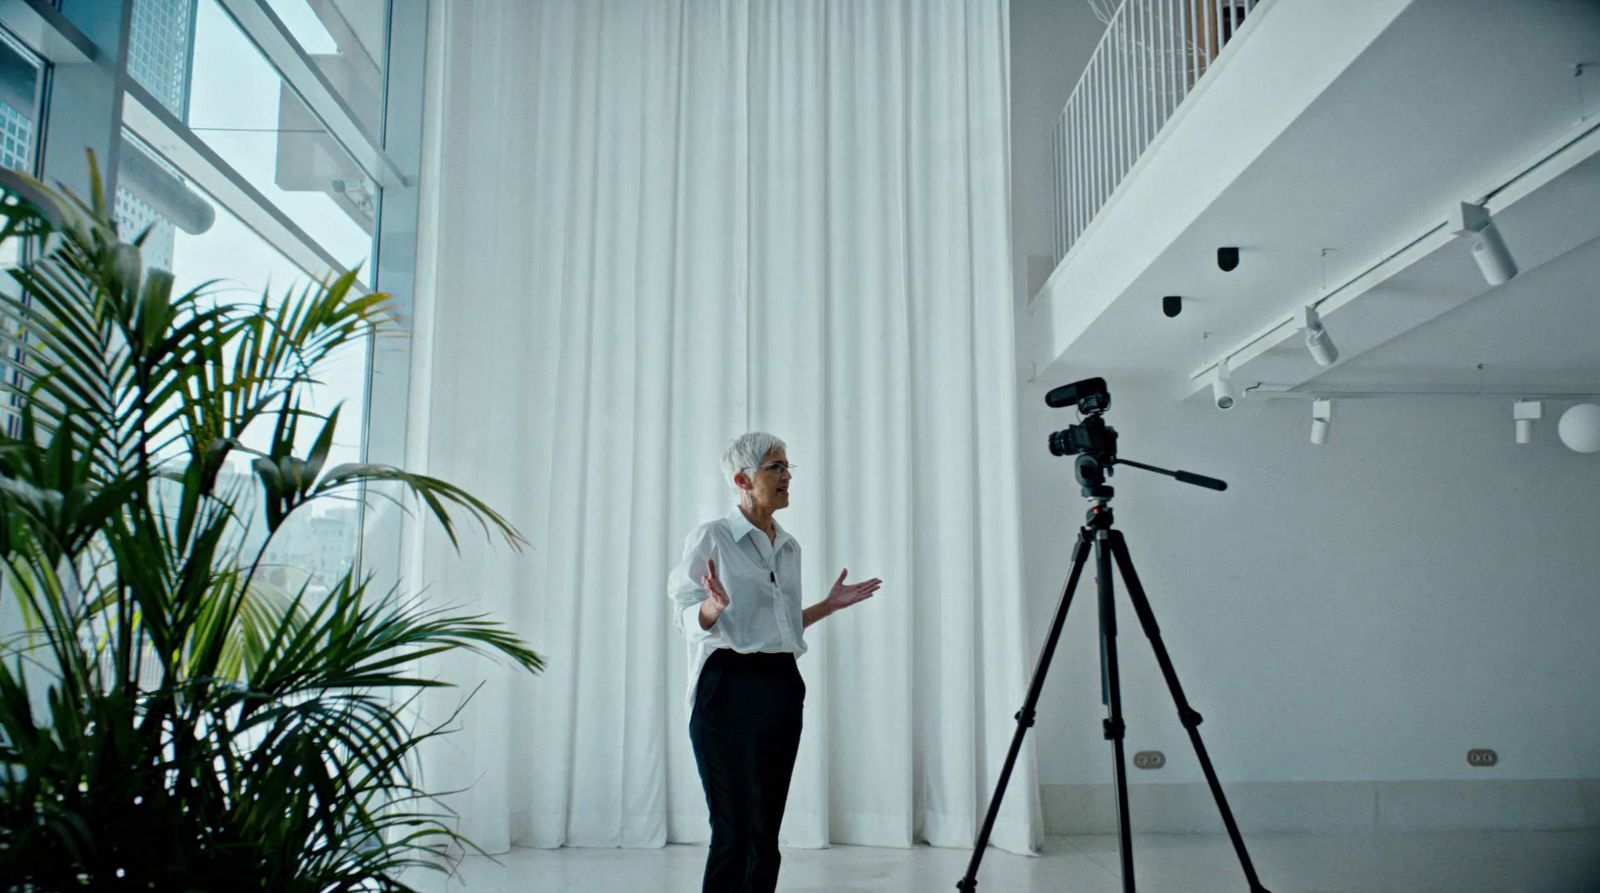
[1211,360,1237,410]
[1162,295,1183,318]
[1302,305,1338,366]
[1513,400,1542,445]
[1449,201,1517,285]
[1310,399,1332,445]
[1217,246,1240,272]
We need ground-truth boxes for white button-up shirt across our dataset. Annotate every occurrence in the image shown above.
[668,509,807,715]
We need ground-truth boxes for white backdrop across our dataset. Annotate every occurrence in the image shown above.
[406,0,1040,855]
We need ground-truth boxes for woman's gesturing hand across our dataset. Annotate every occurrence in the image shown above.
[698,557,731,628]
[824,568,882,612]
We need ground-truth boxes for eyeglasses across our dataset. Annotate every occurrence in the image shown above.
[747,462,796,476]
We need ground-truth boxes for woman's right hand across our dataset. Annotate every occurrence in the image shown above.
[698,557,731,629]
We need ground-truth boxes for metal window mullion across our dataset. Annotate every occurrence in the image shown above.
[120,79,356,288]
[213,0,409,189]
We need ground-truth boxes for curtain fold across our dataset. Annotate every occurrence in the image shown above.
[409,0,1040,855]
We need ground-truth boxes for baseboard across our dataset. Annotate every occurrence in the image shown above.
[1041,779,1600,835]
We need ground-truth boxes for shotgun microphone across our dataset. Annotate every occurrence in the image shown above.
[1044,377,1109,409]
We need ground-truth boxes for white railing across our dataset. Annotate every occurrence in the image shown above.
[1053,0,1263,263]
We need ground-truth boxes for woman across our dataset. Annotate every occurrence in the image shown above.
[667,432,882,893]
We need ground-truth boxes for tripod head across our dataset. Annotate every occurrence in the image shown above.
[1045,377,1228,501]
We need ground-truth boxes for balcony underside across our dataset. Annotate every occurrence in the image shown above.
[1024,0,1600,399]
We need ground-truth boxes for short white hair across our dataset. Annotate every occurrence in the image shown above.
[723,432,786,486]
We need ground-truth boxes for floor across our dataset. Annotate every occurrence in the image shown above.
[406,830,1600,892]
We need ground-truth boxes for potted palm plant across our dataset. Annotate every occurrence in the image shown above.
[0,156,540,890]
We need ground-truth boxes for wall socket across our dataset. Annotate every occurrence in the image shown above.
[1133,750,1166,770]
[1467,748,1499,767]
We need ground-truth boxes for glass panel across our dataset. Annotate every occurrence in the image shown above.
[265,0,389,138]
[0,35,39,174]
[126,0,197,119]
[186,0,376,277]
[114,133,185,271]
[113,133,368,595]
[167,170,369,595]
[0,28,41,271]
[0,26,40,431]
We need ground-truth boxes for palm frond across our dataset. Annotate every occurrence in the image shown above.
[0,155,544,890]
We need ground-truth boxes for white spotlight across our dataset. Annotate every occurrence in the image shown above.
[1558,403,1600,453]
[1302,305,1338,366]
[1513,400,1542,445]
[1449,201,1517,285]
[1212,360,1237,411]
[1310,399,1332,445]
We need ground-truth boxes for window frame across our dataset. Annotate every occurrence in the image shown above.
[3,0,428,584]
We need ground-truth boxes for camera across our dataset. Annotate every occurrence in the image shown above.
[1048,414,1116,458]
[1045,377,1116,458]
[1045,377,1120,499]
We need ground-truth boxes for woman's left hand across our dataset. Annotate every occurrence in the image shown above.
[824,568,882,611]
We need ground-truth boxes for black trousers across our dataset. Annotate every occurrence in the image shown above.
[689,649,805,893]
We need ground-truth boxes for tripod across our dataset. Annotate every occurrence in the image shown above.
[957,446,1271,893]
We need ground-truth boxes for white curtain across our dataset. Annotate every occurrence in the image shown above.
[407,0,1040,855]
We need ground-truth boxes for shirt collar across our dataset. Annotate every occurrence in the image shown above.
[725,508,793,552]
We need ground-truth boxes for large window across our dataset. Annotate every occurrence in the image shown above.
[0,26,41,434]
[9,0,424,593]
[187,0,375,273]
[0,31,41,173]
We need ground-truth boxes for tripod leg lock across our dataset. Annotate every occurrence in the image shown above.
[1102,717,1126,741]
[1179,707,1204,729]
[1014,708,1036,728]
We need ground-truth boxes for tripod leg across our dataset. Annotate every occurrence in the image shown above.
[1108,530,1273,893]
[1095,529,1137,893]
[957,528,1093,893]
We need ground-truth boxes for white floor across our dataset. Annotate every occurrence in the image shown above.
[407,830,1600,892]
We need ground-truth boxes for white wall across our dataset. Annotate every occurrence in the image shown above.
[1017,382,1600,787]
[1009,2,1600,791]
[1008,0,1104,309]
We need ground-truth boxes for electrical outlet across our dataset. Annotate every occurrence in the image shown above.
[1133,750,1166,770]
[1467,748,1498,767]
